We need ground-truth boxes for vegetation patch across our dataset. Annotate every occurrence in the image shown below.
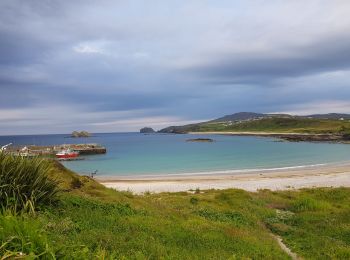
[0,213,57,258]
[160,117,350,135]
[0,153,59,214]
[195,208,249,227]
[1,158,350,258]
[291,196,331,212]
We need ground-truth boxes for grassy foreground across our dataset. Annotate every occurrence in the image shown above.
[1,158,350,259]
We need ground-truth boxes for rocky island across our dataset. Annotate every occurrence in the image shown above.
[71,131,91,138]
[186,138,214,142]
[140,127,155,134]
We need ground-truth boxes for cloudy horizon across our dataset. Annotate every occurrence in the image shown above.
[1,1,350,135]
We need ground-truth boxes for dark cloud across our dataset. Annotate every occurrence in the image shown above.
[188,34,350,84]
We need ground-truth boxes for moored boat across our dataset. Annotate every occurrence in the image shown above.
[56,149,79,159]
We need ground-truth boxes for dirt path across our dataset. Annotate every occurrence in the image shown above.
[272,234,301,260]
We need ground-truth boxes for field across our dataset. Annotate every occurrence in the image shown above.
[1,158,350,259]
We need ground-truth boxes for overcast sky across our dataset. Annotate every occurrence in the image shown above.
[1,0,350,135]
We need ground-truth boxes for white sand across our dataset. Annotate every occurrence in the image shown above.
[98,163,350,194]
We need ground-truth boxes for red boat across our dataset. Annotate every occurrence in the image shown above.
[56,149,79,159]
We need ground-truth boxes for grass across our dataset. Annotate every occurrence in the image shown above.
[0,153,59,214]
[261,188,350,259]
[220,117,350,134]
[0,212,57,258]
[163,117,350,134]
[1,156,350,258]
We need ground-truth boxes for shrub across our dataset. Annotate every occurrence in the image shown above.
[0,153,60,214]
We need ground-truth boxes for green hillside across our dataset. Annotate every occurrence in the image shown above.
[1,154,350,258]
[160,117,350,135]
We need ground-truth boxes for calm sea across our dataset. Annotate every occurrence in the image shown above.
[1,133,350,177]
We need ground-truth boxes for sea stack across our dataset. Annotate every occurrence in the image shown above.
[140,127,155,133]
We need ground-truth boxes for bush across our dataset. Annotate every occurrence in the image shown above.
[0,153,60,214]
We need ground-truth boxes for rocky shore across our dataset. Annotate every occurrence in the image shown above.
[188,131,350,144]
[278,134,349,143]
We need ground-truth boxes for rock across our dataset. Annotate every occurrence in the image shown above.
[71,131,91,138]
[140,127,155,134]
[279,134,341,142]
[186,138,214,142]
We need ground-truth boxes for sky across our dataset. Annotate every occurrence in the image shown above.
[1,0,350,135]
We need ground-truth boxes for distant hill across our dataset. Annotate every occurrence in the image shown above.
[210,112,350,123]
[158,112,350,134]
[210,112,267,122]
[305,113,350,120]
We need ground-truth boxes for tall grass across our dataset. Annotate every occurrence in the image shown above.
[0,213,56,258]
[0,153,59,214]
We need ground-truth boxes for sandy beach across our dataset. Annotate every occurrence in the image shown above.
[98,162,350,194]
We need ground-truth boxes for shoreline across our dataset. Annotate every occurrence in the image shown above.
[98,162,350,194]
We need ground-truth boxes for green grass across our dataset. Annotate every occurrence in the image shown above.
[1,157,350,258]
[0,213,57,258]
[165,117,350,134]
[0,153,59,214]
[261,188,350,259]
[227,118,350,133]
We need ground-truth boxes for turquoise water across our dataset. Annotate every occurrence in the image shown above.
[1,133,350,177]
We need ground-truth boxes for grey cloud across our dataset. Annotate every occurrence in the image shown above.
[188,34,350,84]
[1,1,350,134]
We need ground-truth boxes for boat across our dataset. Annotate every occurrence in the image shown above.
[56,149,79,159]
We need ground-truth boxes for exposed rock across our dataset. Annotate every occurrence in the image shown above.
[71,131,91,138]
[279,134,342,142]
[186,138,214,142]
[140,127,155,133]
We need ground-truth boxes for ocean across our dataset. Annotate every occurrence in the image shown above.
[1,132,350,177]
